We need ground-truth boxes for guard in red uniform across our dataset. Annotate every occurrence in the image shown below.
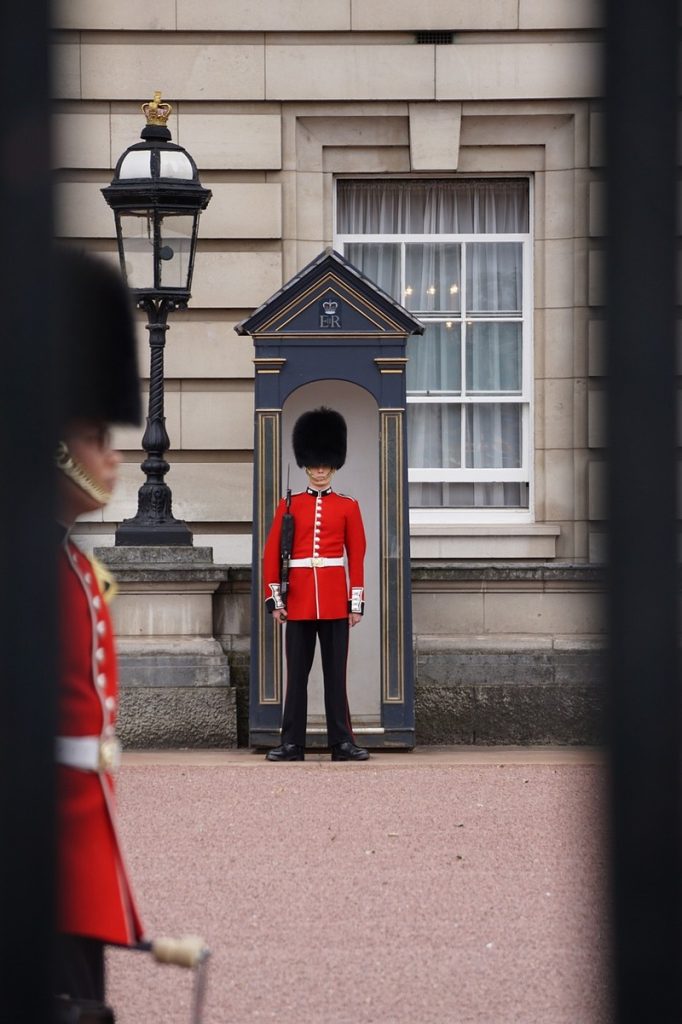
[53,250,144,1014]
[263,408,369,762]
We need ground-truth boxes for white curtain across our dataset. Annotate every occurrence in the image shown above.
[339,180,528,509]
[338,179,528,234]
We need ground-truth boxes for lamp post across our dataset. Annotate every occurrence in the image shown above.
[102,92,212,545]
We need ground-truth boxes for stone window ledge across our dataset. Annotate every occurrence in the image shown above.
[222,562,605,586]
[415,633,607,653]
[409,524,561,560]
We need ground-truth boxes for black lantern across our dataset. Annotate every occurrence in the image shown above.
[102,92,212,545]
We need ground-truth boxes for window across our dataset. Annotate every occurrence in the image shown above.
[335,179,532,518]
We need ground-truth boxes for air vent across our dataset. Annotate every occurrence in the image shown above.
[415,31,454,44]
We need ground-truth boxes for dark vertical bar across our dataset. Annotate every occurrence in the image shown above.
[606,1,680,1020]
[0,2,55,1022]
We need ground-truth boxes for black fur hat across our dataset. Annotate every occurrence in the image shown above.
[293,407,347,469]
[54,248,142,428]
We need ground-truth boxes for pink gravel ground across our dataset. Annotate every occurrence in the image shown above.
[107,751,610,1024]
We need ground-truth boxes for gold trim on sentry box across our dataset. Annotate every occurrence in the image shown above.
[380,410,405,704]
[257,271,405,335]
[257,411,282,706]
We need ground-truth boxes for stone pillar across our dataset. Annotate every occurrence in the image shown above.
[94,546,236,748]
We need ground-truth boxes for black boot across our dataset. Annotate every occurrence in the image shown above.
[265,743,305,762]
[331,741,369,762]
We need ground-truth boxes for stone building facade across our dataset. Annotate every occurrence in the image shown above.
[53,1,606,746]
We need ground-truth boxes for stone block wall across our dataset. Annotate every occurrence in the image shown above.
[413,630,605,744]
[410,565,606,743]
[215,565,606,746]
[53,2,607,570]
[84,557,605,749]
[95,547,237,748]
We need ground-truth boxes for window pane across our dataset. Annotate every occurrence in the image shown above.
[345,242,400,300]
[466,323,522,393]
[466,242,522,315]
[405,243,460,312]
[409,482,528,508]
[408,404,461,468]
[465,404,522,468]
[337,179,529,233]
[337,179,530,514]
[407,322,461,394]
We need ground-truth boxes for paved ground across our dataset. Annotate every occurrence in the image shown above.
[107,748,611,1024]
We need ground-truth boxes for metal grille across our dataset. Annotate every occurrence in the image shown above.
[415,31,454,44]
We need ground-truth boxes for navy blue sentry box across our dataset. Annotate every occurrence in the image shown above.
[236,249,423,750]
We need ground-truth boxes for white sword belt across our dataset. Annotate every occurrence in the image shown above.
[55,735,121,774]
[288,557,345,568]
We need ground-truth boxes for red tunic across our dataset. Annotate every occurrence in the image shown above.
[263,487,366,620]
[56,534,143,946]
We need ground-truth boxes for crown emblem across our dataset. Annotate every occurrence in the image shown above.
[142,91,173,126]
[322,297,338,315]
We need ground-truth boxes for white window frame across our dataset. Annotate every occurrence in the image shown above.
[334,176,534,525]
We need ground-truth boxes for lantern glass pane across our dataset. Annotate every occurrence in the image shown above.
[159,150,194,180]
[119,211,156,290]
[158,214,196,290]
[118,150,153,180]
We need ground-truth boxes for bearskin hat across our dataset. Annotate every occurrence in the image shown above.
[292,407,347,469]
[54,248,142,428]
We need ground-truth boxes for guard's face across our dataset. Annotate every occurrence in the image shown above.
[59,418,122,519]
[306,465,334,489]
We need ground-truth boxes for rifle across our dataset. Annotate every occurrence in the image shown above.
[280,465,294,610]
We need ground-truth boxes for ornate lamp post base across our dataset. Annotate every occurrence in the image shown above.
[115,491,193,546]
[114,297,193,547]
[115,522,193,545]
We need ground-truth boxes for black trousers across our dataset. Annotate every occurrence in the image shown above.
[282,618,354,747]
[54,933,106,1002]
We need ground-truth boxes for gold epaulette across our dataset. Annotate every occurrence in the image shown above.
[91,557,118,604]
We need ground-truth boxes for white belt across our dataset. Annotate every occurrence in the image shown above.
[289,557,345,568]
[56,735,121,774]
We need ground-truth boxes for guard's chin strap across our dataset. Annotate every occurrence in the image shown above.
[55,441,112,505]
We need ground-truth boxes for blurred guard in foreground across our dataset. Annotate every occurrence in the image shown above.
[53,250,144,1019]
[263,407,369,762]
